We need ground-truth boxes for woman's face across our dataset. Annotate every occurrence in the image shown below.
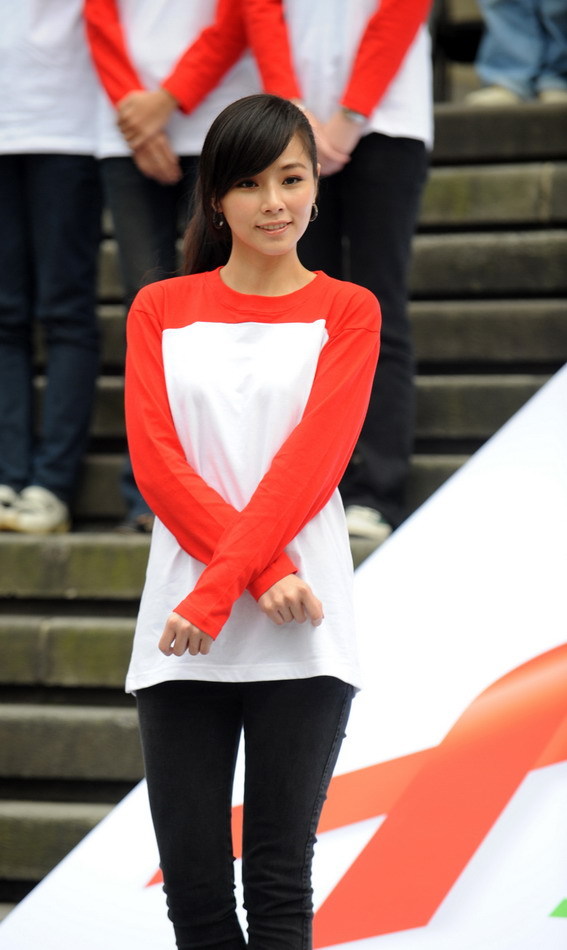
[218,134,318,264]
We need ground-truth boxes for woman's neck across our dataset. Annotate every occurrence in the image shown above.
[219,250,315,297]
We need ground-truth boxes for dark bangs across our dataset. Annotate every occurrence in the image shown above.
[201,94,317,207]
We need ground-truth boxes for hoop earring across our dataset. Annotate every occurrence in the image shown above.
[309,203,319,222]
[212,210,225,229]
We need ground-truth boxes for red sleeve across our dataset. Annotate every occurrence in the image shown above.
[341,0,433,116]
[162,0,248,114]
[242,0,303,99]
[83,0,145,105]
[175,289,381,638]
[124,286,299,602]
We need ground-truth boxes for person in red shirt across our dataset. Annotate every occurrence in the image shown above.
[83,0,257,530]
[125,94,380,950]
[243,0,434,552]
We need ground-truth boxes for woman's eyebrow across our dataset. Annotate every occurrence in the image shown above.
[279,160,309,171]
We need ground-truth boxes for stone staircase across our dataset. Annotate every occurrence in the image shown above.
[1,99,566,921]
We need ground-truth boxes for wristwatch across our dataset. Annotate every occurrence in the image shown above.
[341,106,367,125]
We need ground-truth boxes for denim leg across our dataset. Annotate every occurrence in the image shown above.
[0,156,35,490]
[136,681,247,950]
[242,677,354,950]
[476,0,544,98]
[101,156,198,518]
[538,0,567,90]
[26,154,101,503]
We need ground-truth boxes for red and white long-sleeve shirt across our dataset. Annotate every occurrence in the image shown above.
[125,269,380,691]
[83,0,259,158]
[243,0,433,145]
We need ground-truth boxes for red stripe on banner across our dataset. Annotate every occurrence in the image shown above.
[312,643,567,946]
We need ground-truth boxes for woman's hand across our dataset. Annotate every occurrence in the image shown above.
[132,132,182,185]
[117,88,178,149]
[258,575,324,627]
[323,109,366,162]
[159,612,214,656]
[301,105,350,177]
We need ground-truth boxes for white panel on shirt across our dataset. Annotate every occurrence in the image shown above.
[162,320,327,508]
[0,0,99,154]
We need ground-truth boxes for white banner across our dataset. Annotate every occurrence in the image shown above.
[2,365,566,949]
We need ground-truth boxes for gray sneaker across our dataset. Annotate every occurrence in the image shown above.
[345,505,392,546]
[4,485,70,534]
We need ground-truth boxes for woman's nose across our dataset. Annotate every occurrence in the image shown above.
[261,185,284,212]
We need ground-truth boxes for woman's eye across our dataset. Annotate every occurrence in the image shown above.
[284,176,302,185]
[235,179,256,189]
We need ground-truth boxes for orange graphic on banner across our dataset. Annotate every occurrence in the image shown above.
[313,643,567,946]
[146,645,567,947]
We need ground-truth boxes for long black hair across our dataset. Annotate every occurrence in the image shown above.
[183,94,318,275]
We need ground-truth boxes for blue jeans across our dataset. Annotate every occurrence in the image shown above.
[476,0,567,98]
[299,133,428,528]
[101,156,198,519]
[136,676,354,950]
[0,154,101,503]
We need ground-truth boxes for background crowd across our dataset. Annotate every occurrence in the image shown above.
[0,0,565,546]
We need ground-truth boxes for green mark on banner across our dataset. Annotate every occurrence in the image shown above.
[550,899,567,918]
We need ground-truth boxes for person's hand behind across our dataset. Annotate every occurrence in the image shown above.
[133,132,182,185]
[323,109,365,163]
[159,612,214,656]
[258,574,324,627]
[117,88,178,149]
[301,105,350,177]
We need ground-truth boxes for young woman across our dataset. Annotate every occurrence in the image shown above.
[125,94,380,950]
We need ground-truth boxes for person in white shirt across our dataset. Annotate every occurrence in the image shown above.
[0,0,101,533]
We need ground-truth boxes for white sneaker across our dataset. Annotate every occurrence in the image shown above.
[0,485,19,529]
[465,86,524,106]
[4,485,70,534]
[345,505,392,546]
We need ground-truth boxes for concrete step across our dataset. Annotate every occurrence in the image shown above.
[97,226,567,303]
[0,705,142,782]
[0,800,111,881]
[0,533,149,602]
[432,102,567,164]
[0,617,133,688]
[420,162,567,228]
[410,230,567,298]
[95,299,567,373]
[415,373,547,439]
[411,299,567,365]
[83,372,550,442]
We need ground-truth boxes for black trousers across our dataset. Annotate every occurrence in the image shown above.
[137,676,354,950]
[300,132,428,528]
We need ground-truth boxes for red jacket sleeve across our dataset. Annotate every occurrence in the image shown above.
[341,0,433,117]
[162,0,248,113]
[175,289,381,638]
[124,287,299,601]
[242,0,303,99]
[83,0,144,105]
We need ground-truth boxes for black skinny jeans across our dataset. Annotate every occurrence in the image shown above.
[137,676,354,950]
